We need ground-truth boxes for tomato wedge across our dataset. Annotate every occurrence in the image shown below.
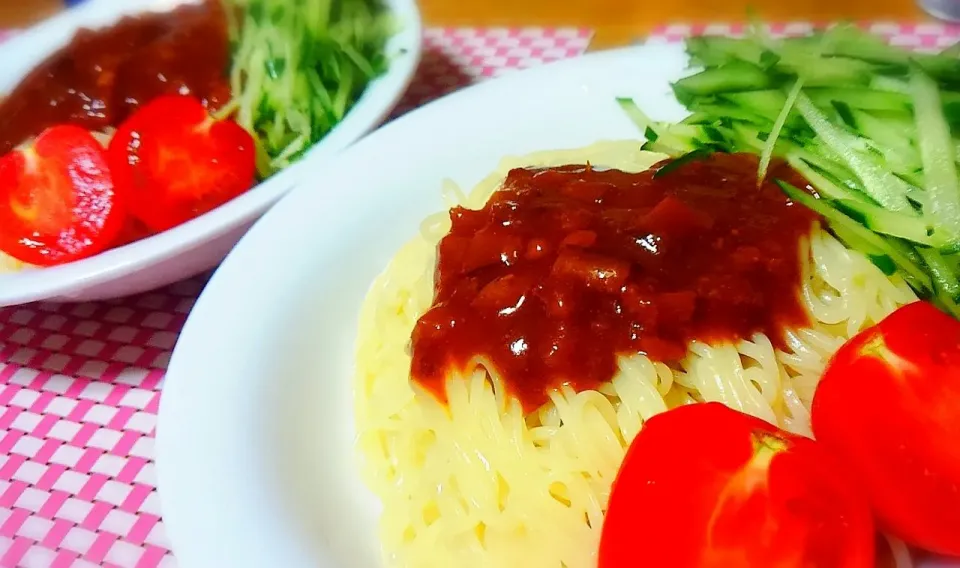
[107,94,256,233]
[599,402,875,568]
[112,217,155,248]
[811,300,960,557]
[0,125,126,266]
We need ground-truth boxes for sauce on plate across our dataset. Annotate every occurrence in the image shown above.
[410,152,819,411]
[0,0,230,154]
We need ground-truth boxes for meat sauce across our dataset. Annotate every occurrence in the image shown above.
[0,1,230,155]
[410,153,819,411]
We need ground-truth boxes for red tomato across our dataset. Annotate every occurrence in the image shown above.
[107,95,256,233]
[811,300,960,557]
[599,402,875,568]
[0,125,126,266]
[112,217,155,248]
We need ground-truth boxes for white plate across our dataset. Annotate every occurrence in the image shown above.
[155,43,958,568]
[0,0,421,306]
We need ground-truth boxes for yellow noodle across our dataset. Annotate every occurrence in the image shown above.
[352,140,916,567]
[0,252,30,273]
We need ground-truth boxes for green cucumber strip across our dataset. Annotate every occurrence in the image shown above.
[689,102,776,126]
[719,90,787,116]
[725,122,767,152]
[826,221,899,277]
[848,109,916,145]
[899,178,930,209]
[680,112,718,125]
[867,253,897,276]
[832,100,857,129]
[818,24,906,62]
[819,23,960,86]
[653,149,712,178]
[617,98,692,151]
[940,240,960,255]
[870,76,909,94]
[758,79,805,184]
[936,293,960,319]
[617,98,655,136]
[652,125,721,153]
[946,101,960,129]
[813,23,960,84]
[776,180,933,291]
[919,247,960,300]
[795,93,914,213]
[805,87,911,112]
[941,41,960,58]
[910,64,960,243]
[745,9,777,52]
[871,77,960,114]
[661,123,716,139]
[775,56,877,87]
[686,36,767,66]
[833,199,937,245]
[228,0,394,175]
[790,126,926,209]
[640,141,681,155]
[848,109,919,171]
[759,50,781,69]
[672,61,776,102]
[780,142,860,187]
[914,53,960,86]
[785,155,870,204]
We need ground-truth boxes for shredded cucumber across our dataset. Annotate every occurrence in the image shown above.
[225,0,394,177]
[758,79,804,185]
[942,41,960,58]
[618,25,960,316]
[919,248,960,309]
[777,181,934,294]
[795,94,915,213]
[910,64,960,242]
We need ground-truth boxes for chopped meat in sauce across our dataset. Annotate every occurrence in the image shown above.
[0,0,230,154]
[410,152,818,411]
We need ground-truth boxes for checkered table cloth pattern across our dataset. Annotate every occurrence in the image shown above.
[3,18,958,568]
[0,26,591,568]
[645,21,960,49]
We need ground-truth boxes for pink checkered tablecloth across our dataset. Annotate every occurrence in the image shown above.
[645,20,960,48]
[3,18,960,568]
[0,26,592,568]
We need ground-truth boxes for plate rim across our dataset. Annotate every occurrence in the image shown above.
[155,41,687,568]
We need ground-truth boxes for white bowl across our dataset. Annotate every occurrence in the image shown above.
[0,0,422,306]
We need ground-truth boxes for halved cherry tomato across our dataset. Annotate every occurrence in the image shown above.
[599,402,875,568]
[107,94,255,233]
[0,125,126,266]
[811,300,960,557]
[112,217,155,248]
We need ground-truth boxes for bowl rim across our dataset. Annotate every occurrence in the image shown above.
[0,0,423,306]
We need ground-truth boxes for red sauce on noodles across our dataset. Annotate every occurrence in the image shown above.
[0,1,230,155]
[410,152,818,411]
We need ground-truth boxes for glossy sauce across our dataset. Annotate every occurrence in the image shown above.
[410,153,819,411]
[0,1,230,155]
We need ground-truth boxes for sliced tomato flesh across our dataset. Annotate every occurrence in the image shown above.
[811,300,960,557]
[599,402,875,568]
[112,216,155,248]
[0,125,125,266]
[107,94,256,233]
